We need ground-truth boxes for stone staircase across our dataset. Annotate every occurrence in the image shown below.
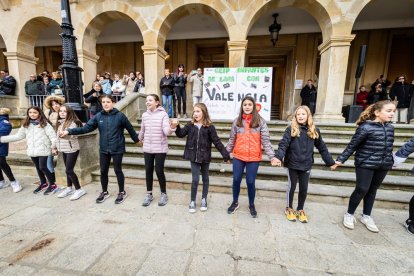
[86,119,414,207]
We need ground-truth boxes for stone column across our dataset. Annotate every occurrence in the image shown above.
[142,45,167,95]
[77,49,99,92]
[3,52,38,114]
[227,40,248,68]
[313,35,355,122]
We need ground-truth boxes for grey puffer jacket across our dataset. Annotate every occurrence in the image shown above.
[337,121,394,170]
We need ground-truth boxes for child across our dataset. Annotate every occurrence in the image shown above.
[175,103,229,213]
[226,96,278,218]
[0,108,22,192]
[84,82,104,117]
[393,138,414,236]
[333,100,396,233]
[0,106,58,194]
[274,106,335,223]
[139,94,176,207]
[55,104,86,200]
[60,95,139,204]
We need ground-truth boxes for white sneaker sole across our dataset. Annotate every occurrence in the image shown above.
[404,222,414,236]
[200,207,207,212]
[12,186,23,193]
[58,191,74,198]
[70,190,86,201]
[361,220,379,233]
[189,208,196,213]
[0,183,10,189]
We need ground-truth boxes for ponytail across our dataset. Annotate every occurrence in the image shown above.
[356,100,394,126]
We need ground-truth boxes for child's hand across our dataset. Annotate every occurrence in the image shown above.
[59,130,69,137]
[137,140,143,147]
[271,157,281,167]
[52,148,58,156]
[170,119,179,129]
[330,161,342,171]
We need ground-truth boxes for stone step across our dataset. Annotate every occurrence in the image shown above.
[89,170,412,209]
[98,157,414,191]
[124,137,414,154]
[122,148,414,175]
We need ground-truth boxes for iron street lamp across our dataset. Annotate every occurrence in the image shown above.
[268,13,282,47]
[60,0,89,122]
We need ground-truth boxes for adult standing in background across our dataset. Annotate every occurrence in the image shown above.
[300,79,317,115]
[174,64,188,118]
[160,69,175,118]
[25,74,42,95]
[390,75,412,123]
[187,68,204,106]
[0,70,16,96]
[125,72,137,95]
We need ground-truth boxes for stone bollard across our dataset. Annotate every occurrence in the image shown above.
[55,131,99,186]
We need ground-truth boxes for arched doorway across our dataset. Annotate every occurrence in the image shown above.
[35,23,63,74]
[155,3,232,113]
[246,6,322,120]
[0,35,6,70]
[347,0,414,95]
[81,11,144,90]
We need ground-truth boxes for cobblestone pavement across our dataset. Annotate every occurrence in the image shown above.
[0,177,413,276]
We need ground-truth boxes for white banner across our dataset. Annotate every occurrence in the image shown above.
[202,67,273,121]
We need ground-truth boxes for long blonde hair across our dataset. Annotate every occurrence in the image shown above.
[291,105,319,139]
[356,100,395,126]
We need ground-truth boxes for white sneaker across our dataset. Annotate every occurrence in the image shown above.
[177,114,181,119]
[57,187,74,198]
[189,201,196,213]
[70,189,86,201]
[360,215,379,233]
[0,180,9,189]
[343,213,356,229]
[183,114,188,119]
[10,181,22,193]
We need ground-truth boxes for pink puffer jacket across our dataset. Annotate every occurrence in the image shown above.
[139,106,174,153]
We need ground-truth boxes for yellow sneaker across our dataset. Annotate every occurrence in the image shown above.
[285,208,296,222]
[297,210,308,223]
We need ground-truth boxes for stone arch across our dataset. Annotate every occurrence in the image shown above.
[152,2,236,47]
[77,2,147,54]
[0,33,7,70]
[15,16,61,57]
[241,0,335,41]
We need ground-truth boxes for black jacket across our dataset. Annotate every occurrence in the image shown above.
[337,121,394,170]
[367,90,386,105]
[84,89,104,115]
[300,85,317,106]
[160,76,174,96]
[133,79,145,92]
[176,123,229,163]
[0,76,16,95]
[274,125,334,171]
[40,82,52,95]
[25,80,42,95]
[390,82,413,108]
[173,73,187,88]
[68,108,138,154]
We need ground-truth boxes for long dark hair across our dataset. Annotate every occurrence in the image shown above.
[236,96,261,128]
[356,100,395,126]
[22,106,49,128]
[99,94,116,103]
[56,104,83,131]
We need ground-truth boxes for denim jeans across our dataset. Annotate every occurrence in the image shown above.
[162,94,173,118]
[232,158,260,205]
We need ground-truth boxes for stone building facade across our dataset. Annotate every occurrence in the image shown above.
[0,0,413,121]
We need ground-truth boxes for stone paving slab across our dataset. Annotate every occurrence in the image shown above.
[0,179,413,275]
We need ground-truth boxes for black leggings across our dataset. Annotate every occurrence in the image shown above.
[174,87,186,114]
[100,152,124,193]
[190,162,210,201]
[409,195,414,221]
[0,156,15,182]
[31,156,56,184]
[347,167,388,216]
[287,168,311,210]
[144,153,166,193]
[62,151,81,190]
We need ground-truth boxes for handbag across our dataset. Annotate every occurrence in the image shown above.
[54,86,63,95]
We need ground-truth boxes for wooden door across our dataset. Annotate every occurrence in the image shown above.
[247,55,286,119]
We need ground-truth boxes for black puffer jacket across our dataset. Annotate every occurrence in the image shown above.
[274,125,334,171]
[337,121,394,170]
[68,108,138,154]
[176,123,229,163]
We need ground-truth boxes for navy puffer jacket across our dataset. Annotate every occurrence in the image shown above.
[0,115,12,156]
[337,121,394,170]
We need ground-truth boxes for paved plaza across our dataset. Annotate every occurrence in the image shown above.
[0,176,413,276]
